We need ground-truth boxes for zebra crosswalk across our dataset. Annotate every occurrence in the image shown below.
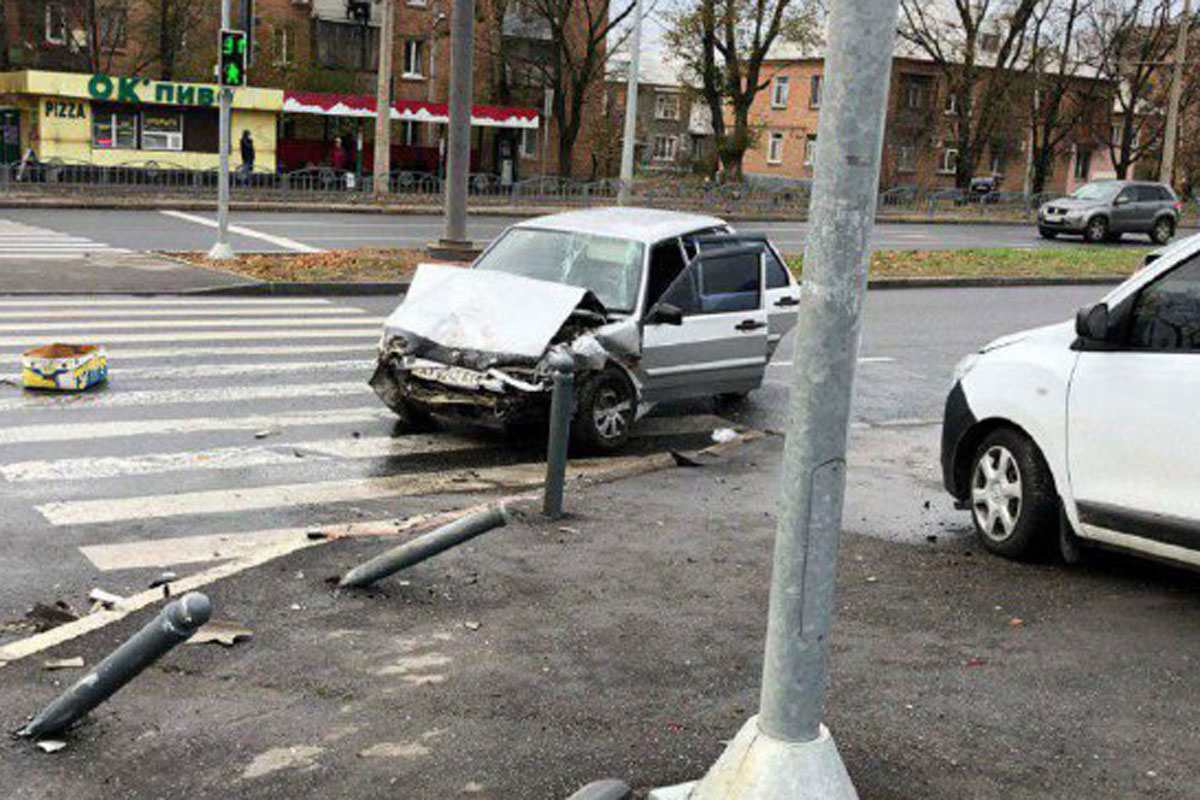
[0,296,728,616]
[0,219,131,260]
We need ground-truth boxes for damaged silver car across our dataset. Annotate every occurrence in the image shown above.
[370,208,800,452]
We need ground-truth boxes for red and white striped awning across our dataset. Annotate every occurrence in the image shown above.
[282,91,539,129]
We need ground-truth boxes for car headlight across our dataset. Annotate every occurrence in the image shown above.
[952,352,981,384]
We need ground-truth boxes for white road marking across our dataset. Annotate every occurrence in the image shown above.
[86,343,374,361]
[3,358,372,384]
[0,316,382,332]
[36,457,644,525]
[0,408,392,445]
[0,298,333,307]
[0,220,129,256]
[3,434,484,482]
[0,381,371,412]
[0,307,367,320]
[0,328,379,347]
[160,210,322,253]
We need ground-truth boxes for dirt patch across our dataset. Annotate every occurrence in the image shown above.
[787,246,1152,280]
[171,248,431,284]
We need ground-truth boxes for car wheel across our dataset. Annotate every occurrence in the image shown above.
[1038,227,1057,240]
[1083,216,1108,243]
[969,428,1058,560]
[1151,217,1175,245]
[572,368,635,453]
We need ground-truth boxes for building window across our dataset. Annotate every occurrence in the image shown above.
[45,3,67,44]
[315,20,379,71]
[940,145,959,175]
[403,40,425,78]
[140,111,184,151]
[770,77,790,109]
[655,92,680,121]
[99,6,127,50]
[990,148,1006,175]
[980,32,1001,53]
[408,0,427,6]
[272,26,292,66]
[904,76,931,110]
[653,135,679,161]
[401,121,421,147]
[1074,146,1092,180]
[809,75,822,108]
[520,128,538,158]
[896,145,915,173]
[92,109,138,150]
[803,134,817,166]
[944,92,957,115]
[767,132,784,164]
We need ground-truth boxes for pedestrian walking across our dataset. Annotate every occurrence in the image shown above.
[239,130,255,180]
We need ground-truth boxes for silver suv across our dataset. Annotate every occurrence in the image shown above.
[1038,180,1181,244]
[370,209,800,452]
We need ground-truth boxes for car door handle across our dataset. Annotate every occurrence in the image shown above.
[735,319,767,332]
[774,296,800,307]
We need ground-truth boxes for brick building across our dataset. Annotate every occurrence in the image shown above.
[742,48,1127,195]
[0,0,598,178]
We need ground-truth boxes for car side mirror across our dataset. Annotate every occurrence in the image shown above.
[646,302,684,326]
[1075,303,1111,341]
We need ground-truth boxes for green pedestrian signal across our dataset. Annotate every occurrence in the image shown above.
[218,29,247,87]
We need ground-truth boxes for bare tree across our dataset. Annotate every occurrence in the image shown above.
[899,0,1041,188]
[666,0,817,180]
[490,0,638,178]
[1023,0,1106,193]
[1091,0,1178,179]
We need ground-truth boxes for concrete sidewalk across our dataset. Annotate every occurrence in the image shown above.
[2,430,1198,798]
[0,252,253,295]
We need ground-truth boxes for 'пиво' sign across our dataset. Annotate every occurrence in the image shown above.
[87,75,218,107]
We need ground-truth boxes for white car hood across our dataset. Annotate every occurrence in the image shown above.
[981,320,1075,353]
[382,263,598,362]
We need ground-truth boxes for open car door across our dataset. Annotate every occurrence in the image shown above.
[639,244,770,403]
[691,232,800,354]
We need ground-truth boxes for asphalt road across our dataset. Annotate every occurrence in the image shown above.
[0,207,1169,255]
[0,284,1105,631]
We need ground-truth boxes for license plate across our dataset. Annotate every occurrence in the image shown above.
[411,365,486,390]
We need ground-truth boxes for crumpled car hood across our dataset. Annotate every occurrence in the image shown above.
[382,263,605,368]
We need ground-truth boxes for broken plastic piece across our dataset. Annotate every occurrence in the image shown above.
[711,428,741,444]
[187,621,254,648]
[88,588,127,611]
[36,739,67,754]
[254,426,280,439]
[43,657,85,671]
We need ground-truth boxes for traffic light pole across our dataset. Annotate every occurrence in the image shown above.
[208,0,235,261]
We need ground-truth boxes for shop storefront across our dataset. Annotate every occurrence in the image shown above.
[0,71,282,170]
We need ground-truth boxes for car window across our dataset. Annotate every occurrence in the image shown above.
[646,239,688,310]
[1129,254,1200,351]
[474,228,645,314]
[655,249,763,316]
[1116,187,1136,204]
[765,248,790,289]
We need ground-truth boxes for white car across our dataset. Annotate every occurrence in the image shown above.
[941,234,1200,566]
[371,209,800,451]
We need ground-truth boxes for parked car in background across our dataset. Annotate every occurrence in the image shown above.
[370,209,801,452]
[1038,180,1181,244]
[941,234,1200,568]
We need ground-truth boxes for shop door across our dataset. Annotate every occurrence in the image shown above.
[0,110,20,165]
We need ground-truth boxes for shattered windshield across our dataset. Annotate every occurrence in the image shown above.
[474,228,645,314]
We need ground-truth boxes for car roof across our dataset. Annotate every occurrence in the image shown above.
[512,207,729,244]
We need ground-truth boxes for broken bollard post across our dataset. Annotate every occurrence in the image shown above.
[338,506,509,589]
[16,593,212,740]
[565,780,632,800]
[543,350,575,518]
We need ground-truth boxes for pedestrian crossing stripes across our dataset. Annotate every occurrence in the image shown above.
[0,219,130,259]
[0,295,734,604]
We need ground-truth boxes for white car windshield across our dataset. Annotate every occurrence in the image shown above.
[1071,182,1121,201]
[474,228,645,314]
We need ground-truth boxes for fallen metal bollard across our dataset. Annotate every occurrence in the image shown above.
[338,506,509,589]
[565,780,632,800]
[543,351,575,518]
[16,592,212,740]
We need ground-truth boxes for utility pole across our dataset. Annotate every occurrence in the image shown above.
[373,0,395,197]
[208,0,235,261]
[436,0,475,258]
[617,0,641,206]
[650,0,900,796]
[1160,0,1191,188]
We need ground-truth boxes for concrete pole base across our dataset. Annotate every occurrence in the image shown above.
[648,717,858,800]
[427,239,481,264]
[206,241,235,261]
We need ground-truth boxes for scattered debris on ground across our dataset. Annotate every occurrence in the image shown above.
[25,601,79,631]
[36,739,67,754]
[187,621,254,648]
[42,656,85,671]
[88,588,128,611]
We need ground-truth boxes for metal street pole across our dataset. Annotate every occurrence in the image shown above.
[652,0,900,796]
[208,0,235,261]
[1160,0,1191,188]
[617,0,642,206]
[373,0,395,197]
[439,0,474,252]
